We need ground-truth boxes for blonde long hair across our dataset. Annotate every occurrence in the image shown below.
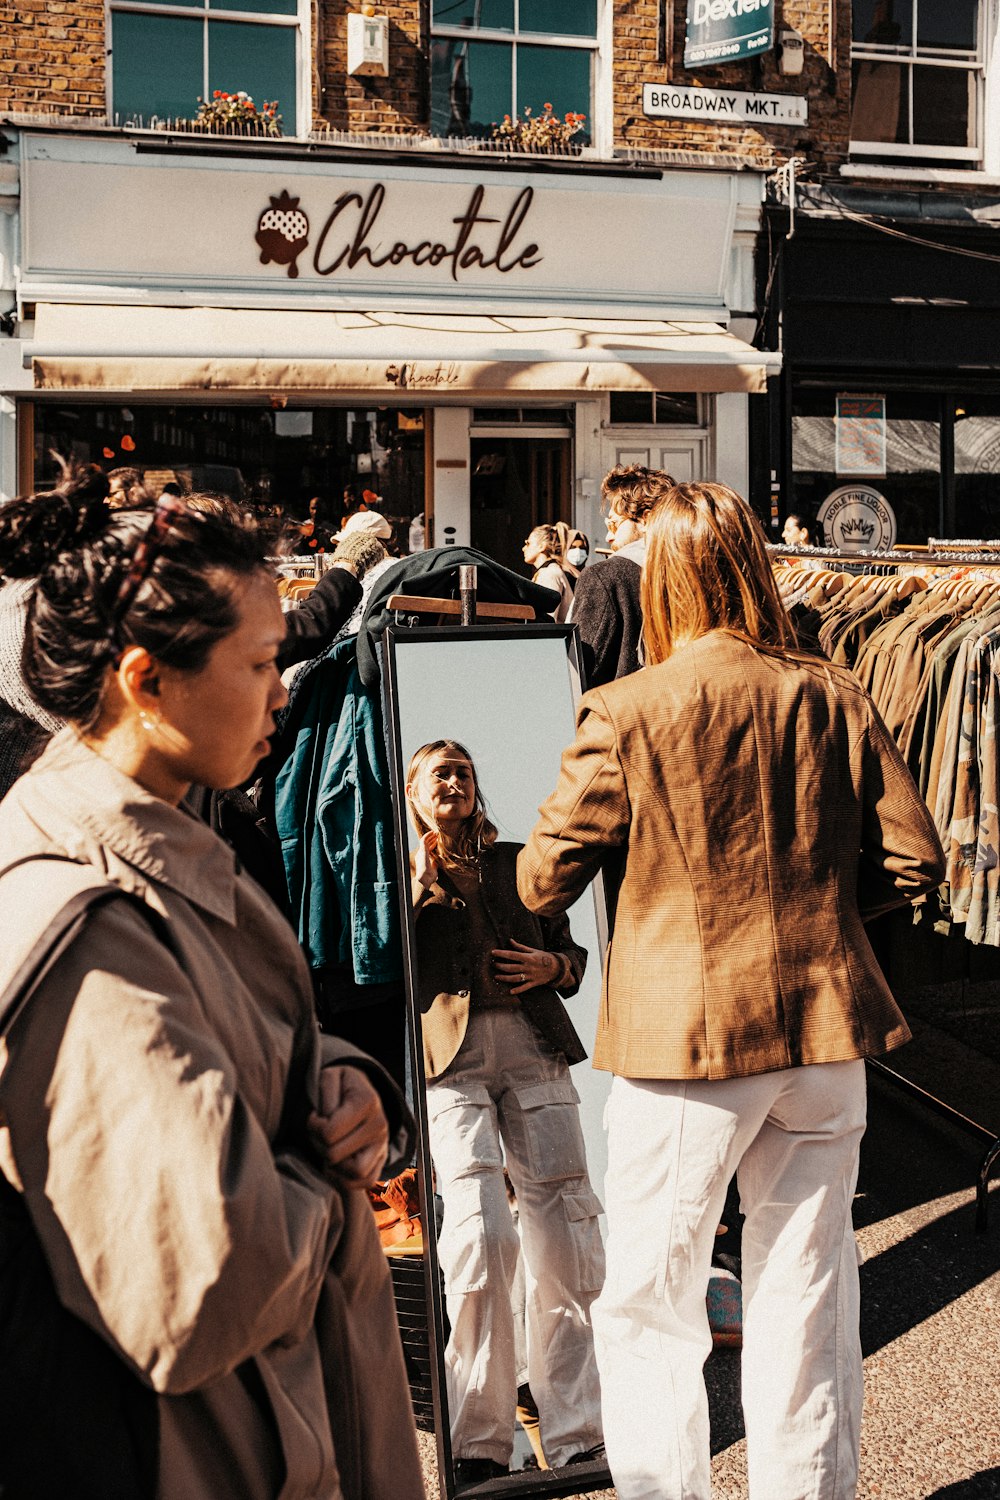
[640,482,796,666]
[406,739,498,873]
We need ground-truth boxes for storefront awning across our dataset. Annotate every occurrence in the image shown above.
[30,304,780,397]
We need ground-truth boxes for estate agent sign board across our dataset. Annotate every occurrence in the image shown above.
[684,0,774,67]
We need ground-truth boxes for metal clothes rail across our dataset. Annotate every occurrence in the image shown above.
[768,542,1000,568]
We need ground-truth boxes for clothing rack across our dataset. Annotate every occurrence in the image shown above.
[773,542,1000,1231]
[387,566,535,627]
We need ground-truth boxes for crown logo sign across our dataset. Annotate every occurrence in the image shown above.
[839,517,876,542]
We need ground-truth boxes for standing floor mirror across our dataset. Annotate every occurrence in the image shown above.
[384,624,613,1499]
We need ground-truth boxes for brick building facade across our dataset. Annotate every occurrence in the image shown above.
[2,4,1000,543]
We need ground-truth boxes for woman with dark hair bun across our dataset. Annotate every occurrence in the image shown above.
[0,467,423,1500]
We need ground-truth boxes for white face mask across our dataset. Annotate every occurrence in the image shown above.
[566,547,588,568]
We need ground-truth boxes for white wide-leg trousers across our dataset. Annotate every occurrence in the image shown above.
[592,1059,867,1500]
[427,1008,605,1468]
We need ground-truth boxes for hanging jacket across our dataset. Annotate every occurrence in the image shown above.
[274,638,402,986]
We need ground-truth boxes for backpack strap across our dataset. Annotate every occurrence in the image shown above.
[0,856,178,1040]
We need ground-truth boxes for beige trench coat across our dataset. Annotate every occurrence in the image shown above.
[0,731,423,1500]
[518,632,947,1081]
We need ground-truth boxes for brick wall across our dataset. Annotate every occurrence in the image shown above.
[0,0,853,173]
[314,1,427,134]
[612,0,852,171]
[0,0,106,117]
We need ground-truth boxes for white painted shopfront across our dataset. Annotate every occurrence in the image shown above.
[0,128,777,556]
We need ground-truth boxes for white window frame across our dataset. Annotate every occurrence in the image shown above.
[430,0,605,153]
[106,0,310,138]
[850,0,987,164]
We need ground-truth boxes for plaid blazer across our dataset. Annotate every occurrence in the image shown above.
[517,631,945,1081]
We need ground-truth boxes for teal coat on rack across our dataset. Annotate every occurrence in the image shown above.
[274,637,402,985]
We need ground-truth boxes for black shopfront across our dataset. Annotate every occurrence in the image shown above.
[757,190,1000,545]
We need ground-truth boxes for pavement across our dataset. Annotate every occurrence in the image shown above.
[415,1015,1000,1500]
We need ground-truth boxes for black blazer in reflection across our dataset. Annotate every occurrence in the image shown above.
[411,842,587,1081]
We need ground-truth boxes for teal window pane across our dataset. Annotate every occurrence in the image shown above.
[112,12,203,122]
[433,0,514,29]
[210,0,298,14]
[918,0,977,52]
[431,39,511,136]
[852,0,912,47]
[519,0,596,39]
[516,44,591,138]
[208,19,296,118]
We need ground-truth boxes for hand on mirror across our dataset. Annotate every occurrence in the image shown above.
[308,1064,390,1191]
[414,830,440,889]
[492,937,561,996]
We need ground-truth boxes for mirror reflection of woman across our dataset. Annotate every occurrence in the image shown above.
[406,741,604,1486]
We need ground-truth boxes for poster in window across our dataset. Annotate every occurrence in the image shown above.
[835,395,886,477]
[683,0,774,68]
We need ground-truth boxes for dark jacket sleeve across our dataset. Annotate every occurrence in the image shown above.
[569,565,624,689]
[538,908,587,996]
[277,568,362,671]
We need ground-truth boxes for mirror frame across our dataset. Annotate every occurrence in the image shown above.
[383,622,613,1500]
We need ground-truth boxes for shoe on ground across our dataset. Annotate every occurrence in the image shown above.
[565,1442,607,1465]
[453,1457,509,1487]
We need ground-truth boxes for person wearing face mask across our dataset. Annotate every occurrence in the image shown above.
[405,741,604,1486]
[564,533,590,580]
[554,522,590,587]
[568,466,675,687]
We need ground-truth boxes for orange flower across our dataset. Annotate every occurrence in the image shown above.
[103,447,115,459]
[120,434,135,452]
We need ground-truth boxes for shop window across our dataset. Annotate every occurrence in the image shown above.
[430,0,596,142]
[30,402,426,554]
[608,392,700,426]
[954,397,1000,540]
[109,0,301,132]
[472,406,573,425]
[791,389,949,544]
[850,0,984,162]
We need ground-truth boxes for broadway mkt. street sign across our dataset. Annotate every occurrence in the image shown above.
[684,0,774,68]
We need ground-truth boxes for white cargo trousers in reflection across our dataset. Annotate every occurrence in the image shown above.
[426,1007,605,1468]
[593,1059,867,1500]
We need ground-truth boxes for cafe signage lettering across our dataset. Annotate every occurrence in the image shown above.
[255,183,543,282]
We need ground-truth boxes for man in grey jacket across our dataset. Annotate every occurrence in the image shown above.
[568,465,674,687]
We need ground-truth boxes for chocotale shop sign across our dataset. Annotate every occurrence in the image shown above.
[684,0,774,67]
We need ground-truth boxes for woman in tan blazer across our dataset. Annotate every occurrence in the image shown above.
[517,481,945,1500]
[406,740,604,1483]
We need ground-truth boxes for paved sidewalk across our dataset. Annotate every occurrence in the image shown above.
[418,1025,1000,1500]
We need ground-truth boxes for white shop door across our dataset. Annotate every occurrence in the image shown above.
[604,436,705,484]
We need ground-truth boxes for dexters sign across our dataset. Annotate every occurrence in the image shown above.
[684,0,774,67]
